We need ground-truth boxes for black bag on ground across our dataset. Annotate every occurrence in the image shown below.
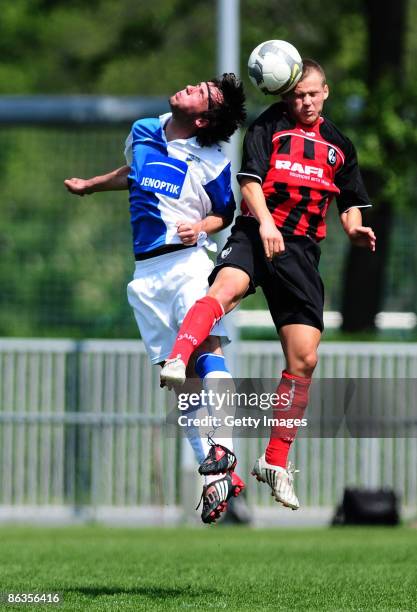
[332,488,400,526]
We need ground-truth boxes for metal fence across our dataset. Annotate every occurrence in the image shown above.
[0,338,416,524]
[0,100,416,340]
[236,341,417,517]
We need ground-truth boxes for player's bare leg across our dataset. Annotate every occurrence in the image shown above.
[279,324,321,379]
[253,324,321,509]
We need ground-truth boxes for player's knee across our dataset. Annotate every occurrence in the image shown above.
[300,350,318,375]
[208,268,248,311]
[290,350,318,377]
[208,281,245,311]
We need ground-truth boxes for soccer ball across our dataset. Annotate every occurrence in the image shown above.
[248,40,303,95]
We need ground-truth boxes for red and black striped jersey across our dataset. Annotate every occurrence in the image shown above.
[237,101,371,241]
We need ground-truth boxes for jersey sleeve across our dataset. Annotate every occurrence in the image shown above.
[124,130,133,165]
[237,118,274,184]
[335,139,372,214]
[203,162,236,219]
[126,118,164,184]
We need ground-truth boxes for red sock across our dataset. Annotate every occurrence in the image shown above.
[265,370,311,468]
[169,296,224,365]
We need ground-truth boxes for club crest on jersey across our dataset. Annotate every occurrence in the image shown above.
[139,153,188,199]
[221,247,232,259]
[275,160,323,178]
[328,147,337,166]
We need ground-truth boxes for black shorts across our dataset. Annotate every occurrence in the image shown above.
[208,216,324,332]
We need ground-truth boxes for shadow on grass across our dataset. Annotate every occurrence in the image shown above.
[63,585,215,600]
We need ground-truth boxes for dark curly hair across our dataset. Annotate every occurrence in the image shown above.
[195,73,246,147]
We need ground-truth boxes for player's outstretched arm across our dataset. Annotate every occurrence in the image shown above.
[64,165,130,196]
[240,178,285,259]
[340,207,376,252]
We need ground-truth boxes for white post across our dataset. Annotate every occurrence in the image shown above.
[216,2,242,496]
[216,0,241,362]
[217,0,241,224]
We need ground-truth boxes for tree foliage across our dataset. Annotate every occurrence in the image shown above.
[0,0,416,337]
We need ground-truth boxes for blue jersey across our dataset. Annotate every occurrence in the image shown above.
[124,113,235,255]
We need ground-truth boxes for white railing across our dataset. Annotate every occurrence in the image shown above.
[0,338,416,524]
[235,310,417,330]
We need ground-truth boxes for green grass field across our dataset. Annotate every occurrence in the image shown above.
[0,526,416,611]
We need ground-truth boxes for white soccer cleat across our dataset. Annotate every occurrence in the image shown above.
[160,356,186,389]
[252,454,300,510]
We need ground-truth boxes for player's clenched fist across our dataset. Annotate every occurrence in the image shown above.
[176,221,203,245]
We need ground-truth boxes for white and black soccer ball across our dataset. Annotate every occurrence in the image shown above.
[248,40,303,95]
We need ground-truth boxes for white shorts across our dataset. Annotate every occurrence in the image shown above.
[127,247,230,364]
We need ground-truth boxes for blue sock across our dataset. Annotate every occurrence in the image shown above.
[195,353,234,455]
